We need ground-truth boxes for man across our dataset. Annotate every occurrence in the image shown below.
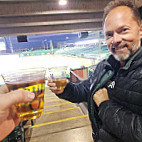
[48,0,142,141]
[0,84,35,141]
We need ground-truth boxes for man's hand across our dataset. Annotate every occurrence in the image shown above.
[0,85,35,141]
[47,77,69,94]
[93,88,109,107]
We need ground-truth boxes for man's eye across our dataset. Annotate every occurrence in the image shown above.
[106,33,113,38]
[122,28,128,32]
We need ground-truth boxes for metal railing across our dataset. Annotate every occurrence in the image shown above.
[70,70,84,82]
[70,69,88,115]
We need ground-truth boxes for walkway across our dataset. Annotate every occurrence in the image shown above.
[24,87,93,142]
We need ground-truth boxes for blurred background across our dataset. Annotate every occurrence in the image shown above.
[0,0,142,142]
[0,0,141,81]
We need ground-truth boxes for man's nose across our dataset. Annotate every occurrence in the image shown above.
[112,32,122,44]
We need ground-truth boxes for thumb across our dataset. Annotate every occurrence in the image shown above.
[66,79,69,84]
[48,77,53,83]
[0,90,35,110]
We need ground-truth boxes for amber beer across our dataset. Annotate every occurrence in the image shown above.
[2,67,46,120]
[6,78,45,120]
[49,66,68,90]
[53,77,67,90]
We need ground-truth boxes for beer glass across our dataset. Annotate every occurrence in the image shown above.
[2,67,46,121]
[48,66,68,90]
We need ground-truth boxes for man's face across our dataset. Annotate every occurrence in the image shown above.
[104,6,142,62]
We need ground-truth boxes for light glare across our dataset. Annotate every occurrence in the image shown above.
[59,0,67,5]
[75,39,99,45]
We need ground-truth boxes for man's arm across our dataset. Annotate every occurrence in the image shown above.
[48,76,92,103]
[56,80,90,103]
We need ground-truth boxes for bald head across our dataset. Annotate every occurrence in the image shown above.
[103,0,141,26]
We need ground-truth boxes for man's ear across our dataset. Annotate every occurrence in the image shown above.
[140,24,142,38]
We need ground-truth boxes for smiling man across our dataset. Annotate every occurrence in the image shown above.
[48,0,142,141]
[104,4,142,64]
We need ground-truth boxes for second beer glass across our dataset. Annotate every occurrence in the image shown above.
[48,66,68,90]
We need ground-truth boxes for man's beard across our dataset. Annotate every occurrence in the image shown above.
[112,42,140,62]
[113,49,131,61]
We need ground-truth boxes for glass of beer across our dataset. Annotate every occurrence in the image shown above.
[2,67,46,121]
[48,66,68,90]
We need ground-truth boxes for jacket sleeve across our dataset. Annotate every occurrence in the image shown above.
[56,77,92,103]
[98,100,142,142]
[56,59,112,103]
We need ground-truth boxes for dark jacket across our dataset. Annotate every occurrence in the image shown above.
[57,47,142,142]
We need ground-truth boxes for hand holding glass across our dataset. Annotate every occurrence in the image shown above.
[2,68,46,121]
[48,66,68,90]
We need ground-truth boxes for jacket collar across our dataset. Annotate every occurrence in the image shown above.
[106,54,120,73]
[121,47,142,70]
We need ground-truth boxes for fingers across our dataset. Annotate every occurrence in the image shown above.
[0,90,35,110]
[102,88,107,93]
[48,77,55,87]
[47,77,69,94]
[65,79,69,84]
[95,88,107,95]
[93,88,109,107]
[0,85,9,95]
[47,77,57,90]
[48,77,53,83]
[48,77,69,86]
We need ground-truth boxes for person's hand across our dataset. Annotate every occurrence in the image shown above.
[0,84,9,94]
[47,77,69,94]
[93,88,109,107]
[0,85,35,141]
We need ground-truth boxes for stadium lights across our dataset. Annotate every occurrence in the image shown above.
[75,39,99,45]
[59,0,67,6]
